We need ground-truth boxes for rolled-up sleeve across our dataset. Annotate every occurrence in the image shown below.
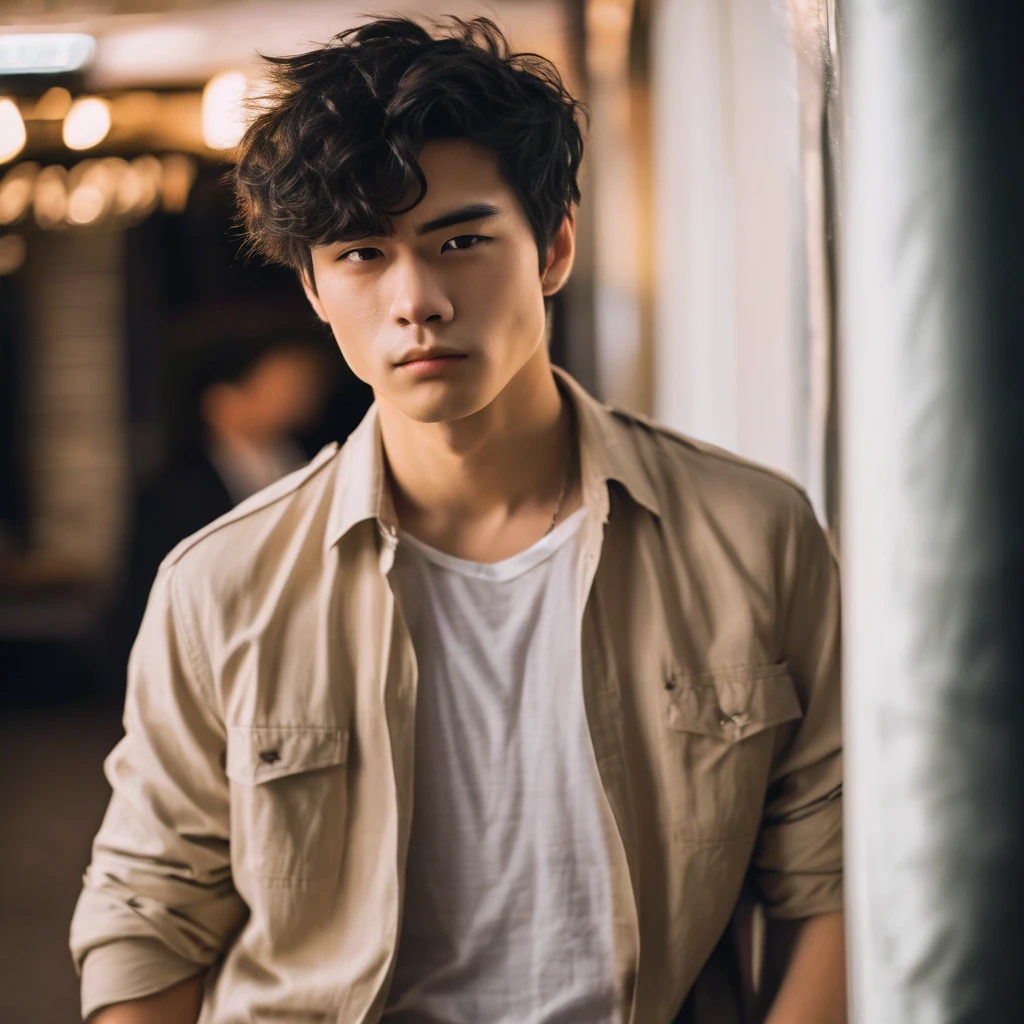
[70,562,246,1020]
[751,495,843,919]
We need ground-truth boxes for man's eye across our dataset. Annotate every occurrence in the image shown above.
[338,247,382,263]
[441,235,487,253]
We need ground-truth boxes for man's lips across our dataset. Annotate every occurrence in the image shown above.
[395,351,469,377]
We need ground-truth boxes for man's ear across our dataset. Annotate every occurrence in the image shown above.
[541,212,577,298]
[300,268,329,323]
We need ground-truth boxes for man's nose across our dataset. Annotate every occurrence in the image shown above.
[389,258,454,326]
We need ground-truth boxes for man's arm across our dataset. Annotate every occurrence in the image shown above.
[90,975,204,1024]
[71,563,244,1020]
[764,911,846,1024]
[748,493,845,1018]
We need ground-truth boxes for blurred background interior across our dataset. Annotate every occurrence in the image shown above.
[0,0,842,1019]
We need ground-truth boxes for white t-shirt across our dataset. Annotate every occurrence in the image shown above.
[384,506,618,1024]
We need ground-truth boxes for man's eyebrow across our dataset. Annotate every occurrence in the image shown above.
[414,203,503,236]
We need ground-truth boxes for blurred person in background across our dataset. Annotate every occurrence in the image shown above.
[147,334,328,549]
[72,16,845,1024]
[105,335,327,691]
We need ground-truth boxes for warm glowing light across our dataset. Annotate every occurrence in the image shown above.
[67,160,115,225]
[0,162,38,224]
[99,156,129,193]
[63,97,111,151]
[0,99,27,163]
[115,168,145,215]
[0,233,26,275]
[32,86,72,120]
[67,184,105,224]
[115,155,161,217]
[160,153,197,213]
[202,71,248,150]
[110,91,158,131]
[587,0,633,34]
[33,165,67,227]
[0,34,95,75]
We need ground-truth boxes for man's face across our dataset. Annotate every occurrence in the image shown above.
[304,139,573,424]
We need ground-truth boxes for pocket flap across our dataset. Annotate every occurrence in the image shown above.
[226,725,349,784]
[664,664,802,741]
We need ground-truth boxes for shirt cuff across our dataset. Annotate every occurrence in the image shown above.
[81,938,204,1022]
[759,868,843,920]
[753,790,844,919]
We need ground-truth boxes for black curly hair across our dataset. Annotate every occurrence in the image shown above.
[233,15,586,293]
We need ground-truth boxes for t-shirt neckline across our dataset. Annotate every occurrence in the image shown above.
[397,505,588,583]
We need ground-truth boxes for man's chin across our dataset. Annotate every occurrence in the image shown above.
[387,384,492,426]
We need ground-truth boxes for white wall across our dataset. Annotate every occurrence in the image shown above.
[650,0,830,510]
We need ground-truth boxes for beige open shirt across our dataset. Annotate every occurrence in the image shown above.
[71,370,842,1023]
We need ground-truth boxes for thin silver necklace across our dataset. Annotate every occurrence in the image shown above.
[545,448,571,536]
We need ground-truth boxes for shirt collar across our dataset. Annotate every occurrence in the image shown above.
[326,406,395,547]
[552,367,662,521]
[326,367,662,548]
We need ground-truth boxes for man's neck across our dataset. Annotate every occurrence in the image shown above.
[377,350,577,562]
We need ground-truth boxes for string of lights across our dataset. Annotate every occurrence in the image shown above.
[0,33,256,272]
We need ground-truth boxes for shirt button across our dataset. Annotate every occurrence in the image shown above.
[259,749,281,764]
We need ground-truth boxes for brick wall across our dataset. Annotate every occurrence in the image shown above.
[24,228,128,579]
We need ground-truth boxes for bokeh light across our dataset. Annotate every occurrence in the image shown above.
[160,153,197,213]
[115,154,162,217]
[67,160,114,225]
[0,98,27,163]
[0,232,26,275]
[202,70,248,150]
[0,162,38,224]
[62,96,112,151]
[32,164,67,227]
[32,86,72,121]
[0,33,95,75]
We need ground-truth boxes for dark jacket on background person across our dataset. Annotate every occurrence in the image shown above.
[104,451,234,693]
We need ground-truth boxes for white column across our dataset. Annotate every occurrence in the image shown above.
[650,0,824,504]
[586,0,649,412]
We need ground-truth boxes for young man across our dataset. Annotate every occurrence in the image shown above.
[71,17,845,1024]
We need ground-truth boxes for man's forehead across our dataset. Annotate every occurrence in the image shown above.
[398,141,511,219]
[313,140,518,247]
[417,137,502,174]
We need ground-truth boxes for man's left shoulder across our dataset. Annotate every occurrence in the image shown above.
[607,403,816,523]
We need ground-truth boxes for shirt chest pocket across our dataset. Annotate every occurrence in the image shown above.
[661,664,803,844]
[226,725,349,885]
